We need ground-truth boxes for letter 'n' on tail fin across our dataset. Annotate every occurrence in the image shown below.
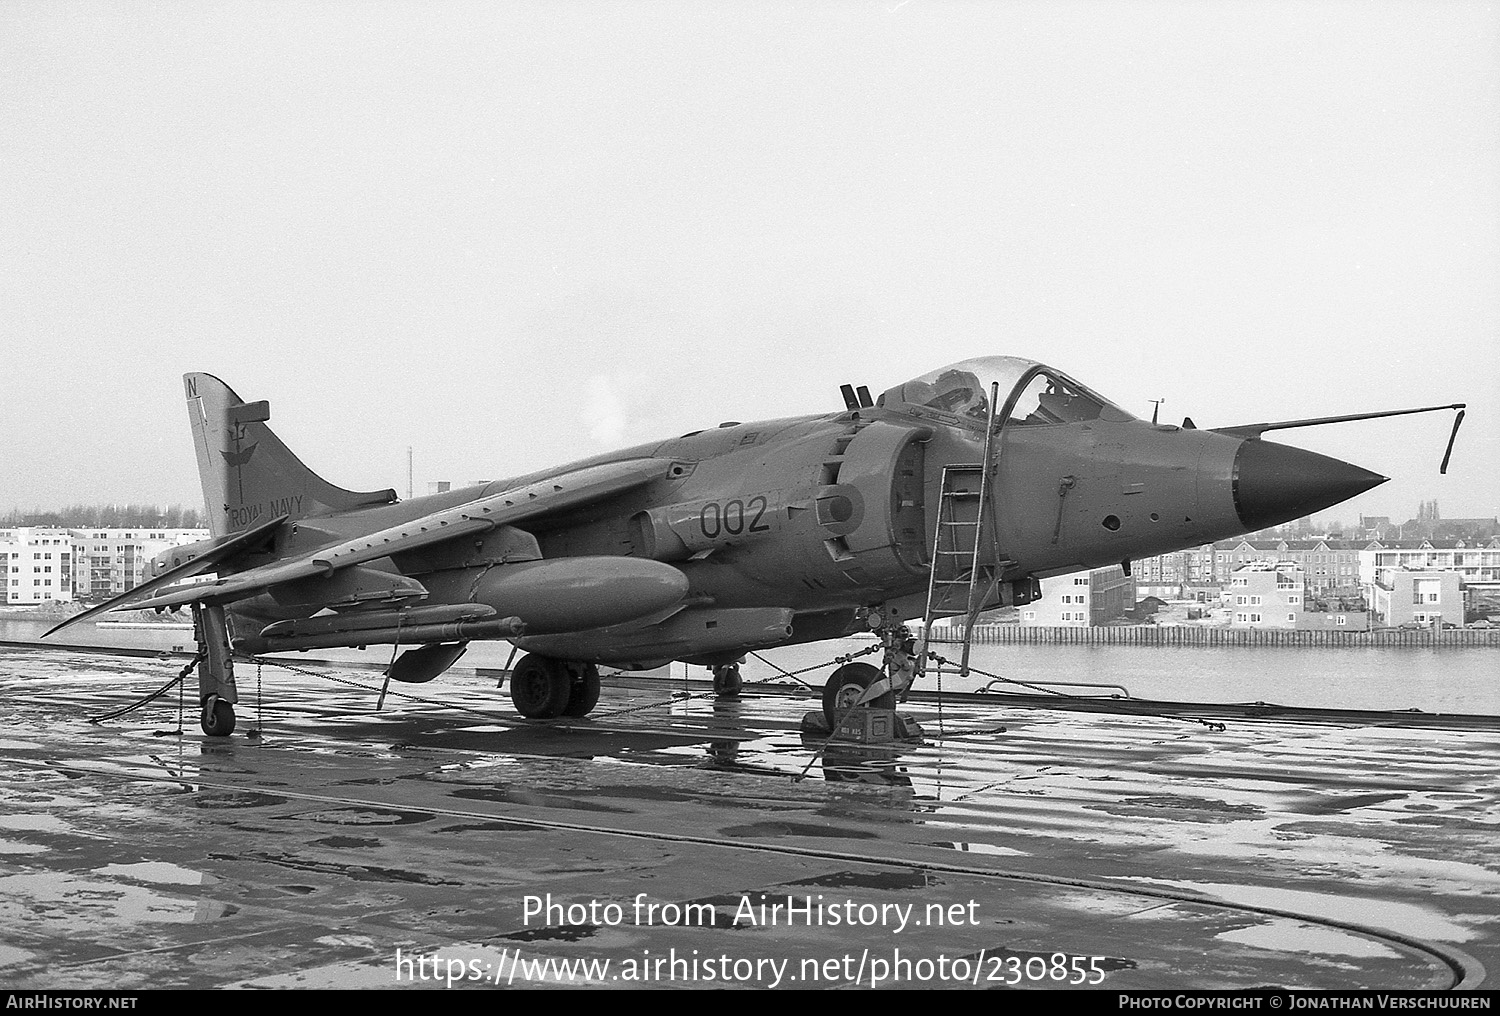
[185,373,398,537]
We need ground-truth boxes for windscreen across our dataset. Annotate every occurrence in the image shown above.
[1007,371,1111,425]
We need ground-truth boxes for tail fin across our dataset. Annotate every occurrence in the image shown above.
[185,373,397,537]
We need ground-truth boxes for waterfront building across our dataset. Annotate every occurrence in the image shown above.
[1359,538,1500,591]
[1368,569,1464,628]
[1022,565,1134,627]
[1226,561,1304,629]
[1359,538,1500,624]
[0,527,74,604]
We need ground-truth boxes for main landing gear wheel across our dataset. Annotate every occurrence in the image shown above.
[509,654,571,719]
[712,664,742,700]
[562,662,601,718]
[822,662,894,729]
[200,696,236,737]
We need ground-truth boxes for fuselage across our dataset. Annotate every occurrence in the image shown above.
[183,356,1383,668]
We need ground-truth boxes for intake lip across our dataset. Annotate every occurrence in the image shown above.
[1232,439,1388,532]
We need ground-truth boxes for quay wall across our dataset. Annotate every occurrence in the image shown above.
[924,624,1500,648]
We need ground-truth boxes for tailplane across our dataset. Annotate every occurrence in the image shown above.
[185,373,397,537]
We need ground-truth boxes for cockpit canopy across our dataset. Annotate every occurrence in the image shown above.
[878,356,1134,431]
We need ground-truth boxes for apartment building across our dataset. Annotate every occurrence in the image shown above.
[1360,538,1500,626]
[69,528,211,600]
[1369,569,1464,628]
[1021,565,1134,627]
[0,527,74,604]
[1359,538,1500,593]
[1226,561,1304,629]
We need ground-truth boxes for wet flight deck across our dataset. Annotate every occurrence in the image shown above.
[0,644,1496,990]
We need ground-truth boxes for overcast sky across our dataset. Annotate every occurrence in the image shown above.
[3,1,1496,526]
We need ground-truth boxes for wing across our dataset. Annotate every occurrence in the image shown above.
[80,458,674,616]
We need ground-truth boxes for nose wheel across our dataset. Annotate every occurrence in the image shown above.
[821,662,895,729]
[712,664,742,699]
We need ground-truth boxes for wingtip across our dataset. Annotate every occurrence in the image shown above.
[41,615,81,639]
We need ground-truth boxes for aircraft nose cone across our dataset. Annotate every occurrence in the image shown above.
[1232,439,1387,531]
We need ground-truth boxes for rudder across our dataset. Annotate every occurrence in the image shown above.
[185,373,397,537]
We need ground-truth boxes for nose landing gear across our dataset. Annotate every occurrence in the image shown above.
[805,613,922,742]
[711,663,743,699]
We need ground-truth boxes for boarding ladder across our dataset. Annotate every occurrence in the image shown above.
[917,384,1004,677]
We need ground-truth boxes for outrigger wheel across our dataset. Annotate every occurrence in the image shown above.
[509,654,572,719]
[200,695,236,737]
[821,662,895,730]
[712,664,742,700]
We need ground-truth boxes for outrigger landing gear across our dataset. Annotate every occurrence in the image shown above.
[201,694,235,737]
[712,663,742,700]
[509,654,602,719]
[191,603,239,737]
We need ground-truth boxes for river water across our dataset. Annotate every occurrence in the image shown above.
[2,617,1495,715]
